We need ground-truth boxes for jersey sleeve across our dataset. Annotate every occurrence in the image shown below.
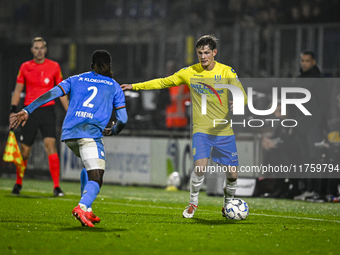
[112,107,128,135]
[132,69,186,91]
[24,86,64,115]
[16,64,25,84]
[57,77,72,95]
[54,63,63,85]
[113,84,126,109]
[228,68,248,106]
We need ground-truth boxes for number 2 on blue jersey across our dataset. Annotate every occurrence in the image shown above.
[83,86,98,108]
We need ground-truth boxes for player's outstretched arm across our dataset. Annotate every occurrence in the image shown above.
[121,84,133,91]
[122,73,182,91]
[24,86,65,116]
[10,110,29,129]
[10,86,65,130]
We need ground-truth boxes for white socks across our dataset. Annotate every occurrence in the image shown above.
[79,203,87,212]
[224,179,237,207]
[188,169,237,208]
[189,171,205,206]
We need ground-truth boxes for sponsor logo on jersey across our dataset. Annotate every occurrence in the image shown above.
[198,82,223,105]
[190,83,224,95]
[79,77,113,85]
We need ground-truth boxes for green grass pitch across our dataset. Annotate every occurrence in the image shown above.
[0,178,339,255]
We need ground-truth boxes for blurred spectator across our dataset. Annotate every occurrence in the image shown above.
[140,0,154,19]
[288,6,301,24]
[260,104,301,198]
[7,0,340,37]
[301,1,313,23]
[306,82,340,202]
[127,0,139,19]
[307,140,340,202]
[213,0,340,27]
[293,50,329,201]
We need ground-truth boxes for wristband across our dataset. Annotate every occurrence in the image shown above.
[22,109,30,115]
[10,105,17,113]
[111,125,118,135]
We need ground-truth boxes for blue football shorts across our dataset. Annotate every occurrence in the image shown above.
[65,138,106,170]
[192,132,239,166]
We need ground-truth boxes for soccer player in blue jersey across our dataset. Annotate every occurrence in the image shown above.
[10,50,127,227]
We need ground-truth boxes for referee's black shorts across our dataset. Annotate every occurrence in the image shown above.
[20,105,57,146]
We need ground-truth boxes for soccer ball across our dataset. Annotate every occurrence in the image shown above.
[167,171,181,188]
[225,198,249,220]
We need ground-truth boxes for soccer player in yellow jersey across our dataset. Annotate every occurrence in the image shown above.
[121,35,248,218]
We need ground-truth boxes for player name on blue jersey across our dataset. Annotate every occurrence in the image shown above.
[75,111,94,119]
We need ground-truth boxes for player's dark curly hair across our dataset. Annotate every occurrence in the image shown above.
[91,50,113,78]
[196,35,218,50]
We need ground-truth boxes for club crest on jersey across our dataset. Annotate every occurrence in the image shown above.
[215,75,221,82]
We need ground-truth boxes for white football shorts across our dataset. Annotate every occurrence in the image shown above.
[65,138,106,171]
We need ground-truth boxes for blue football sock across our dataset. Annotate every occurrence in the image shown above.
[80,167,88,196]
[79,181,100,209]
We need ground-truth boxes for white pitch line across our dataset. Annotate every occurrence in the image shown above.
[250,213,340,224]
[2,187,339,224]
[86,200,340,224]
[0,187,111,198]
[123,196,149,201]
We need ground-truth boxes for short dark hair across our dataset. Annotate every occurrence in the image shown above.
[31,37,46,47]
[301,49,315,60]
[91,50,113,78]
[196,35,218,50]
